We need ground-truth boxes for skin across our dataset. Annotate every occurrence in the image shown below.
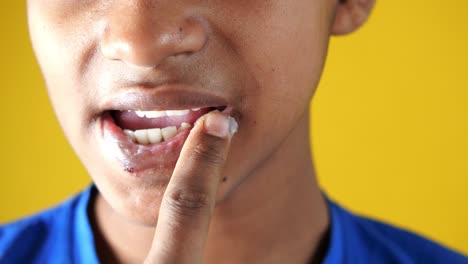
[27,0,375,263]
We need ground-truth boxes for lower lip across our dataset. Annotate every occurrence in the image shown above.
[100,113,191,175]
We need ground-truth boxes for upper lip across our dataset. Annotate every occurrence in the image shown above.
[99,84,230,113]
[92,58,239,116]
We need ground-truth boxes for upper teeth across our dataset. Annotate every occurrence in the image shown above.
[135,108,200,118]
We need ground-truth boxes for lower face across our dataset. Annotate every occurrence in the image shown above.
[27,0,335,225]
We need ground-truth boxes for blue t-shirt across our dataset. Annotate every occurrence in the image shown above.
[0,186,466,263]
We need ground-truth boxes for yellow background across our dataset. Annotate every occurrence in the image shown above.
[1,1,467,255]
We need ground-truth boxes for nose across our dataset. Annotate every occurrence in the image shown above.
[100,2,208,68]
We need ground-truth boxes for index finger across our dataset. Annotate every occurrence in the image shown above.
[145,111,238,264]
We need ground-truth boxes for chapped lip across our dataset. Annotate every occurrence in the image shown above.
[96,88,235,175]
[98,87,232,112]
[101,112,190,173]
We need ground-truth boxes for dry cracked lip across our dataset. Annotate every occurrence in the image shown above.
[100,105,228,174]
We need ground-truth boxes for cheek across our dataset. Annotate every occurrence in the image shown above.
[257,5,329,98]
[235,1,331,131]
[214,2,331,196]
[28,3,99,142]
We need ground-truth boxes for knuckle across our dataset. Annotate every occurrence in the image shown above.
[164,186,212,217]
[190,141,225,166]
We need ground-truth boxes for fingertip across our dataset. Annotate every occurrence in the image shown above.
[197,111,238,139]
[204,112,229,138]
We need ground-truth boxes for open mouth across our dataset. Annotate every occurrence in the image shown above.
[109,106,227,145]
[99,101,231,174]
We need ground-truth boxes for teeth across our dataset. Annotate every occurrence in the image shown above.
[147,128,162,144]
[161,126,178,141]
[179,122,192,132]
[145,111,167,118]
[134,109,196,119]
[165,110,190,117]
[134,130,149,145]
[123,129,136,141]
[125,124,192,145]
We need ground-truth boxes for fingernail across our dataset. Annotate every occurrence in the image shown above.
[204,112,230,138]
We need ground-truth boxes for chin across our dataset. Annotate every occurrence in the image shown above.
[90,164,171,226]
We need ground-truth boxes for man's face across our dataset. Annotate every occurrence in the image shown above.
[27,0,335,224]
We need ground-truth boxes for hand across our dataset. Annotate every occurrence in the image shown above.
[144,111,237,264]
